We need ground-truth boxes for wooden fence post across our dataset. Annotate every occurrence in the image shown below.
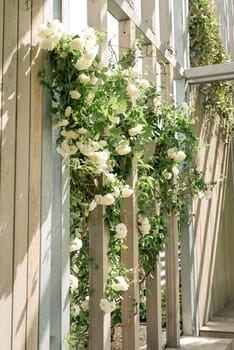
[87,2,111,349]
[141,1,163,349]
[165,201,180,348]
[119,6,140,349]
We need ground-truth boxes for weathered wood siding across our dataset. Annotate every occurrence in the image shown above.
[0,0,43,348]
[193,100,234,327]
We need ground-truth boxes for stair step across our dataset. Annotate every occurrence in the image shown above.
[200,316,234,339]
[166,336,233,350]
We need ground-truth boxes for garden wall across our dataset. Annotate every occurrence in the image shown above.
[193,0,234,327]
[193,97,234,326]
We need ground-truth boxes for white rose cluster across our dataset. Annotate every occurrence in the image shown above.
[128,124,143,137]
[70,237,83,253]
[99,298,116,313]
[167,148,186,162]
[112,276,129,292]
[115,223,128,240]
[116,143,131,155]
[70,274,78,293]
[71,27,99,71]
[88,150,110,174]
[138,216,151,235]
[95,193,115,206]
[57,139,78,157]
[71,304,80,317]
[121,185,134,198]
[38,20,64,50]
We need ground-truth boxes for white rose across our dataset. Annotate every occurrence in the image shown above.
[77,140,100,156]
[40,37,56,50]
[70,274,78,293]
[71,304,80,317]
[167,148,177,159]
[61,129,79,139]
[173,150,186,162]
[126,82,139,97]
[69,90,81,99]
[89,199,97,211]
[79,73,90,84]
[81,296,89,310]
[116,145,131,155]
[84,45,99,60]
[139,217,150,226]
[90,74,98,85]
[128,124,143,136]
[75,57,93,70]
[86,93,94,103]
[38,20,64,50]
[122,186,134,198]
[77,128,88,134]
[115,223,127,239]
[71,37,85,51]
[52,119,69,129]
[172,166,179,176]
[99,140,107,148]
[104,173,115,185]
[88,150,109,169]
[70,237,82,252]
[38,24,48,38]
[112,276,129,292]
[57,140,78,157]
[112,187,120,198]
[95,193,115,206]
[139,79,150,89]
[99,298,116,313]
[139,222,151,235]
[65,106,72,117]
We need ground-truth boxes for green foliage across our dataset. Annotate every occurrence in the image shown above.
[39,20,213,348]
[189,0,234,139]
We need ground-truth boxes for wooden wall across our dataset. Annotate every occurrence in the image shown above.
[0,0,43,349]
[192,0,234,328]
[193,100,234,327]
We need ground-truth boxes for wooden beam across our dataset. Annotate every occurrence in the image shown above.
[185,62,234,83]
[0,0,18,348]
[108,0,184,79]
[12,0,31,348]
[87,2,111,349]
[27,0,43,348]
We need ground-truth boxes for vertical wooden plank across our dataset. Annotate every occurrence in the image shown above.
[12,0,31,348]
[141,1,163,349]
[0,0,18,348]
[27,0,43,348]
[89,204,111,350]
[146,267,162,350]
[165,178,180,348]
[159,1,180,347]
[87,1,110,349]
[50,130,62,350]
[159,0,174,102]
[121,158,139,350]
[61,156,70,348]
[118,8,139,349]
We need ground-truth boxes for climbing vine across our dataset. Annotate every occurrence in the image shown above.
[189,0,234,140]
[38,20,213,348]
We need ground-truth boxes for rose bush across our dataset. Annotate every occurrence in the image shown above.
[39,20,214,348]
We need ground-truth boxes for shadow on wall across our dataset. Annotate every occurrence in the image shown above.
[192,89,234,328]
